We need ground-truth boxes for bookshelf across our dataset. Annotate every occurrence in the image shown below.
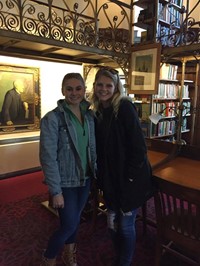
[132,0,185,45]
[149,61,195,144]
[130,61,196,144]
[131,0,200,145]
[157,0,184,46]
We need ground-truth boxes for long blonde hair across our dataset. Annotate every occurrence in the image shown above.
[90,67,124,116]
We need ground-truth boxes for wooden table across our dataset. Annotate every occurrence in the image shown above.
[147,150,168,166]
[148,150,200,190]
[153,156,200,190]
[144,150,200,231]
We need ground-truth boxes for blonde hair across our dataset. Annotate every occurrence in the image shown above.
[90,67,124,116]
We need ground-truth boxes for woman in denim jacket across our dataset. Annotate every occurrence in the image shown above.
[40,73,96,266]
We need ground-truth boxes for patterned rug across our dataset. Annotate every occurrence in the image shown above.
[0,194,189,266]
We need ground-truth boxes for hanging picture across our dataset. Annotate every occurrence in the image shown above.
[129,43,161,94]
[0,64,40,133]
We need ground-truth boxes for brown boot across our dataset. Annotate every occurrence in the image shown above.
[40,255,56,266]
[62,243,78,266]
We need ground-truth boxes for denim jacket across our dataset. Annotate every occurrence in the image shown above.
[39,99,96,196]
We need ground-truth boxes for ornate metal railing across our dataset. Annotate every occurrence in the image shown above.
[0,0,132,54]
[1,0,199,77]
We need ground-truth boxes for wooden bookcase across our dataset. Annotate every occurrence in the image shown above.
[149,62,194,144]
[132,0,185,45]
[131,0,200,146]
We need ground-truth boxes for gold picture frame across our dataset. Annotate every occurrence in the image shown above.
[129,43,161,94]
[0,64,40,133]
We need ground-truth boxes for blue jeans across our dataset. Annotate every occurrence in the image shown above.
[107,208,138,266]
[44,178,91,259]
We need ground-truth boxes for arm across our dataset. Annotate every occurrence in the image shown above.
[39,111,62,197]
[118,100,148,179]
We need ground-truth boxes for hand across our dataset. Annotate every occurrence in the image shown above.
[52,194,64,209]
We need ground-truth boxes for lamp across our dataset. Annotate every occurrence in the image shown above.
[149,104,199,146]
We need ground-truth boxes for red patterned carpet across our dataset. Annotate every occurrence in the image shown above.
[0,192,155,266]
[0,171,47,204]
[0,172,190,266]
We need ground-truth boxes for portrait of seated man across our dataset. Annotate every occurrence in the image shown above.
[0,79,29,126]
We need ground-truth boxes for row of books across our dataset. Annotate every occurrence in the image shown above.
[151,118,189,138]
[151,120,176,137]
[153,83,189,99]
[158,4,181,26]
[152,102,178,117]
[181,117,188,132]
[182,102,191,116]
[152,101,191,117]
[160,63,178,80]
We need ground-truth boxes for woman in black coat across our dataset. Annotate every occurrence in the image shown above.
[91,67,154,266]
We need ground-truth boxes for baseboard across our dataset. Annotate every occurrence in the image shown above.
[0,167,42,180]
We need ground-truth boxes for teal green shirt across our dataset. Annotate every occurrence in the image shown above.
[63,101,89,177]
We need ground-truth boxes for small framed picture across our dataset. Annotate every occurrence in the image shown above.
[129,43,161,94]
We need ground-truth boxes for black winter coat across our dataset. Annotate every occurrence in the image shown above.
[95,98,154,212]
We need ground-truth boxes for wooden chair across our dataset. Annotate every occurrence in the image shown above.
[153,176,200,266]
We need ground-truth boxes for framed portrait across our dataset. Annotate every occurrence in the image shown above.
[129,43,161,94]
[0,64,40,133]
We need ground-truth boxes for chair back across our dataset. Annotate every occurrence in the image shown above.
[154,176,200,265]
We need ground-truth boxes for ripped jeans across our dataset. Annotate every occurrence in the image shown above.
[107,208,138,266]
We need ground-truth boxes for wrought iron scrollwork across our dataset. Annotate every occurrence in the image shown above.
[0,0,131,56]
